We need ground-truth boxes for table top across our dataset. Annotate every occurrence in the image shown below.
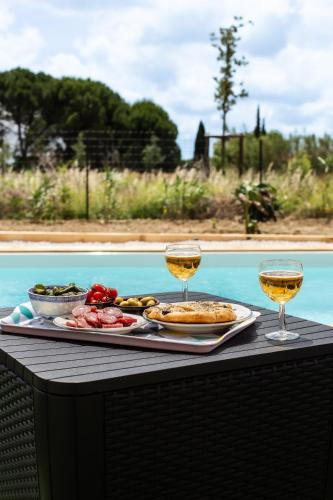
[0,291,332,396]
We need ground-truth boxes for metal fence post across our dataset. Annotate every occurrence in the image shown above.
[238,135,244,177]
[85,160,90,220]
[203,136,210,176]
[259,138,264,183]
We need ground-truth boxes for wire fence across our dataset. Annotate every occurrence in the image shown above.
[0,128,274,220]
[0,129,199,220]
[2,129,186,172]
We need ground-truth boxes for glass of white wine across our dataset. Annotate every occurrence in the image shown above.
[259,259,303,342]
[165,243,201,302]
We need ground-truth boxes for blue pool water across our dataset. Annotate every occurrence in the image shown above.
[0,251,332,324]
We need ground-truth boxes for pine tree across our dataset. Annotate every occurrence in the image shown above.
[254,106,261,138]
[194,121,206,160]
[261,118,266,135]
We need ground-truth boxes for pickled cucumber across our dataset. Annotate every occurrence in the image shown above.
[32,283,82,296]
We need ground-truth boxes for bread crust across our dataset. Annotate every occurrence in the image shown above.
[145,301,237,324]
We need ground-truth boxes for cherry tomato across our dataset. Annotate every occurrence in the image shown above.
[106,287,118,300]
[101,296,110,303]
[92,291,103,301]
[86,290,94,301]
[91,283,106,293]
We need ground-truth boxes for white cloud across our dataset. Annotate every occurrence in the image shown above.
[64,0,309,149]
[0,0,13,31]
[0,0,43,68]
[46,52,106,81]
[0,26,43,68]
[1,0,333,155]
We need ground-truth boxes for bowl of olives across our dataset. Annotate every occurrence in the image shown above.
[113,296,159,314]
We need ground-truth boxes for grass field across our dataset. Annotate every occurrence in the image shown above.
[1,164,332,222]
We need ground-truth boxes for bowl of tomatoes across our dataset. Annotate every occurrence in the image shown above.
[85,283,118,308]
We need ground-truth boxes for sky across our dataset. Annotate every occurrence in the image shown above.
[0,0,332,157]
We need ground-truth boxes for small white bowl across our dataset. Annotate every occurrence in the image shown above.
[28,286,88,318]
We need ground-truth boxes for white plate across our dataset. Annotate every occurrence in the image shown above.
[143,302,253,334]
[53,313,147,334]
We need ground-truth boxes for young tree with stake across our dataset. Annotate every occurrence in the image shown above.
[210,16,250,170]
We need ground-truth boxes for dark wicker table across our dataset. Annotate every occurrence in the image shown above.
[1,291,333,500]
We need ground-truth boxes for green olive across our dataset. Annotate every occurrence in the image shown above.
[146,299,156,307]
[137,301,143,306]
[114,297,123,305]
[127,298,140,306]
[141,296,156,305]
[120,300,129,306]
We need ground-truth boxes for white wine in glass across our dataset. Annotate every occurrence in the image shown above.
[165,244,201,301]
[259,259,303,341]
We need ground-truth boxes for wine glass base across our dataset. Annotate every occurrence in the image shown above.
[265,330,299,342]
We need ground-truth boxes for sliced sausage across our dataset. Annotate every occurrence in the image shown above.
[76,317,90,328]
[66,319,78,327]
[103,307,123,318]
[97,312,117,324]
[84,312,99,326]
[118,316,136,326]
[72,305,92,317]
[122,315,136,323]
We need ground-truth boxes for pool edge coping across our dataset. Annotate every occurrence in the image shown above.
[1,246,333,253]
[1,231,333,252]
[0,231,333,243]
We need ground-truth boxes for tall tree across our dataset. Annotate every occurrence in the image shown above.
[253,106,264,180]
[261,119,266,136]
[253,106,266,181]
[254,106,261,138]
[0,68,57,163]
[0,69,180,169]
[193,121,206,161]
[54,77,127,165]
[210,16,250,168]
[127,100,180,170]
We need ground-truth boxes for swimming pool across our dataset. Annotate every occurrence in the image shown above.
[0,251,332,324]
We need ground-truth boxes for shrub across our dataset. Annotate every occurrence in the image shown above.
[234,182,280,233]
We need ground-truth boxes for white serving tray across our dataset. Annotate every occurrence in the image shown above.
[0,312,260,354]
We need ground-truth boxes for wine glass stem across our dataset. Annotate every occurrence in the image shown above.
[279,303,287,333]
[183,280,188,301]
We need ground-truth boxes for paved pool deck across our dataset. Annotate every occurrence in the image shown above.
[0,231,332,252]
[1,239,333,252]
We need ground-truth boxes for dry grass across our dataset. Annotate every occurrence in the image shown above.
[0,164,333,221]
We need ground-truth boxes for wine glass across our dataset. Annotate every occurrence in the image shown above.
[165,243,201,301]
[259,259,303,342]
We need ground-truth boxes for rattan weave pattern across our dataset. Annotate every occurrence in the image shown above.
[105,354,333,500]
[0,365,39,500]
